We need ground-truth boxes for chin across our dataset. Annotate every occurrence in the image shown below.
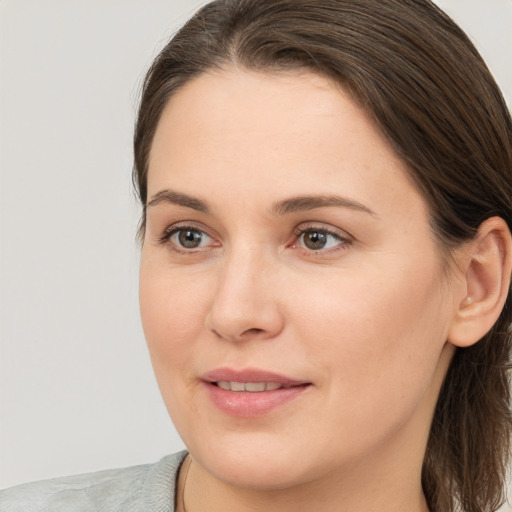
[204,451,314,490]
[182,427,329,491]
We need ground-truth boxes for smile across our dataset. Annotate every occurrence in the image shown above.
[216,381,284,392]
[202,368,311,417]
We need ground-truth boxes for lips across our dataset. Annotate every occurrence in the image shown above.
[216,381,283,392]
[203,368,307,386]
[202,368,311,417]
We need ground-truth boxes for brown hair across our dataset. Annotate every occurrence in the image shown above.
[133,1,512,510]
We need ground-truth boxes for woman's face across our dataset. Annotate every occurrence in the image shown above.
[140,69,460,490]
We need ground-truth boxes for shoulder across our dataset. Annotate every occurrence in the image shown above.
[0,451,188,512]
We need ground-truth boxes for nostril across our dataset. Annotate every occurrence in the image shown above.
[241,328,265,337]
[210,326,268,342]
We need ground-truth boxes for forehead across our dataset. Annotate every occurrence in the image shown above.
[151,69,373,153]
[148,68,426,221]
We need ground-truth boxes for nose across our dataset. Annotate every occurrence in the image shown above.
[205,246,285,342]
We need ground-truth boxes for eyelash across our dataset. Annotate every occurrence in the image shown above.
[292,225,352,254]
[158,224,214,253]
[158,223,352,255]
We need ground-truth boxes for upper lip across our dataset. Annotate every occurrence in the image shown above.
[202,367,309,386]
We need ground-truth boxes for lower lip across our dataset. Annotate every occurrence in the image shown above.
[204,382,310,418]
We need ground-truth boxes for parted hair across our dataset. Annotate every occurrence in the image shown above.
[133,1,512,511]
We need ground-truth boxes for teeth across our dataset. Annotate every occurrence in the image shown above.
[245,382,266,392]
[216,381,283,392]
[231,381,245,392]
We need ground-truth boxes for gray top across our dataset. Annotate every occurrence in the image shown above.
[0,450,188,512]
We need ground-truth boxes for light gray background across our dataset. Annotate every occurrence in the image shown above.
[1,1,511,508]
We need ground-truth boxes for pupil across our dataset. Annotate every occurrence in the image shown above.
[179,230,202,248]
[305,231,327,250]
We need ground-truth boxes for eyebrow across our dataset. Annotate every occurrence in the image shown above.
[272,195,376,216]
[147,189,209,212]
[147,189,376,217]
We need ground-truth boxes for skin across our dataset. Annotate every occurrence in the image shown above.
[139,69,467,512]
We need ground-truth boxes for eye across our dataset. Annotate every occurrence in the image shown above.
[293,226,351,252]
[159,225,216,251]
[173,228,209,249]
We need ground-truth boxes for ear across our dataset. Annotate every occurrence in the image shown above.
[448,217,512,348]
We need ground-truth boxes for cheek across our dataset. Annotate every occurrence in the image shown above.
[282,263,451,464]
[139,261,215,431]
[290,257,450,405]
[139,260,210,370]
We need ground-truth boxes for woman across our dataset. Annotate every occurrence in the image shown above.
[2,0,511,511]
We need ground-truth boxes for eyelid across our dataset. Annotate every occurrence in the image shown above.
[292,222,353,240]
[290,222,353,253]
[157,221,219,249]
[156,220,352,255]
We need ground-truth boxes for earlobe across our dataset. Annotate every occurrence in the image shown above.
[448,217,512,348]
